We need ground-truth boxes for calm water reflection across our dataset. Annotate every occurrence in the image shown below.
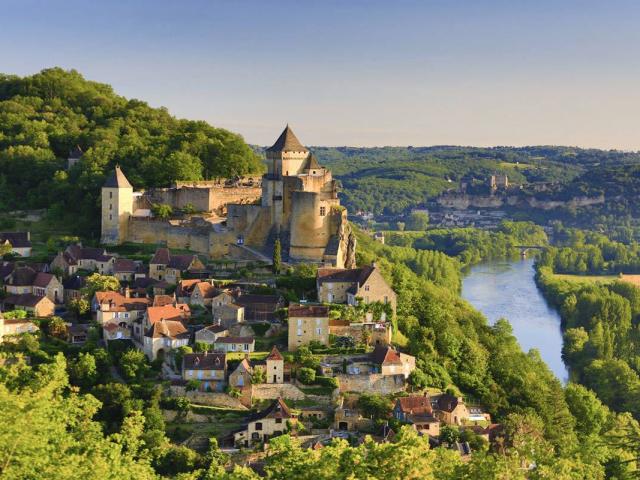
[461,258,568,382]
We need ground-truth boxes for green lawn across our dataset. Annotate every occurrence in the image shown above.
[552,273,618,284]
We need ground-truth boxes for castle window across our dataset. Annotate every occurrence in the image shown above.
[109,203,113,210]
[109,192,113,199]
[109,214,112,221]
[320,207,326,216]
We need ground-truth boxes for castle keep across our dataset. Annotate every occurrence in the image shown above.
[100,125,356,268]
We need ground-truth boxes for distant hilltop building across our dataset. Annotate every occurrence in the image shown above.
[100,125,356,268]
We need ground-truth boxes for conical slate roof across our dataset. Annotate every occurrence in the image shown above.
[303,153,321,170]
[104,166,132,188]
[266,125,309,153]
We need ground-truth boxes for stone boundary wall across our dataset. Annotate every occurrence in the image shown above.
[251,383,307,401]
[168,385,247,409]
[335,373,406,395]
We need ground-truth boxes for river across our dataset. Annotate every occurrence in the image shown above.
[461,258,568,382]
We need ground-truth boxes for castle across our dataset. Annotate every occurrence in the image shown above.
[100,125,356,268]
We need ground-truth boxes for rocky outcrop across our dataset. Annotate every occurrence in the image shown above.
[436,192,605,211]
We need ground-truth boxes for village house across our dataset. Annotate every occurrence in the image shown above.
[175,279,200,303]
[67,324,91,344]
[229,357,253,388]
[371,344,416,378]
[212,301,245,327]
[137,303,190,343]
[182,352,227,392]
[334,395,372,432]
[113,258,142,282]
[213,335,255,354]
[152,294,177,307]
[431,393,471,426]
[287,304,330,351]
[189,281,220,307]
[4,266,63,304]
[0,313,38,342]
[2,293,55,317]
[51,245,115,275]
[393,394,441,437]
[148,248,206,284]
[62,275,85,302]
[253,346,285,384]
[233,292,284,323]
[93,290,149,323]
[316,263,396,315]
[0,232,32,257]
[194,323,229,345]
[233,398,296,447]
[143,318,190,361]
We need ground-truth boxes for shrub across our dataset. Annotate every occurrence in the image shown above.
[315,376,338,389]
[298,367,316,385]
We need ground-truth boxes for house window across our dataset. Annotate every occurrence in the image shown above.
[297,328,302,336]
[319,206,326,216]
[243,344,249,351]
[255,422,262,431]
[364,285,370,292]
[316,328,322,335]
[275,418,282,424]
[231,344,237,351]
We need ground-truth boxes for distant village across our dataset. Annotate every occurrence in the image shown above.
[0,127,497,457]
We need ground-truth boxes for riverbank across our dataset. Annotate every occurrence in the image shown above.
[462,258,568,382]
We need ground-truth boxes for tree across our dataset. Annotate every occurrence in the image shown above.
[439,425,460,444]
[68,352,98,389]
[251,367,266,384]
[193,341,210,353]
[297,367,316,385]
[406,211,429,231]
[68,297,90,320]
[152,203,173,219]
[0,354,157,479]
[82,273,120,298]
[408,368,429,390]
[47,316,68,338]
[119,349,149,382]
[273,238,282,274]
[357,393,392,420]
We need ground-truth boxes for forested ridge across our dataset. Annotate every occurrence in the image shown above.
[312,145,640,216]
[0,68,263,236]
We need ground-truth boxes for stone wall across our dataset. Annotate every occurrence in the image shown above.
[251,383,308,401]
[335,373,406,395]
[167,386,248,409]
[149,185,261,214]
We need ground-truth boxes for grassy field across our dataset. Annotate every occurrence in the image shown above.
[552,273,618,284]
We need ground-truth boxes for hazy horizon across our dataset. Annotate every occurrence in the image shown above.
[3,0,640,150]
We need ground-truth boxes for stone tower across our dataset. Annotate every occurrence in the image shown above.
[100,166,133,245]
[263,125,309,230]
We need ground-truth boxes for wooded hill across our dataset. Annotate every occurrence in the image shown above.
[0,68,263,237]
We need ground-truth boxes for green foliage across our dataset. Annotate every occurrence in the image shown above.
[0,68,262,234]
[151,203,173,219]
[272,238,282,274]
[356,393,392,420]
[118,349,150,382]
[297,367,316,385]
[251,367,266,384]
[0,354,157,478]
[406,211,429,230]
[82,273,120,298]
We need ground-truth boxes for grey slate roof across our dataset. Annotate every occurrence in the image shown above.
[266,125,309,153]
[104,166,132,188]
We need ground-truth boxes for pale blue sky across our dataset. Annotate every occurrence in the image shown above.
[2,0,640,148]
